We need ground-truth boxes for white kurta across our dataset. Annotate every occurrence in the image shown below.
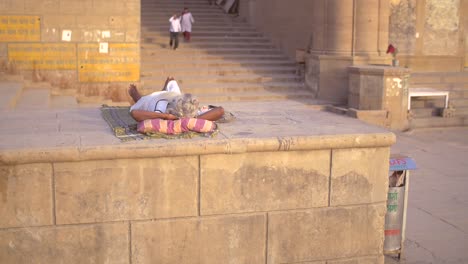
[181,12,195,32]
[169,16,181,32]
[130,80,181,113]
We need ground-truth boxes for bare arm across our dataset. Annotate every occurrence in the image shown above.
[130,110,178,122]
[197,106,224,121]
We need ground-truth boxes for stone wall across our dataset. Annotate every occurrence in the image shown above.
[0,146,390,263]
[239,0,466,73]
[389,0,466,71]
[0,0,140,101]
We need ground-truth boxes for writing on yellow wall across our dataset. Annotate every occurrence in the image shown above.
[0,16,41,42]
[8,43,76,70]
[78,43,140,82]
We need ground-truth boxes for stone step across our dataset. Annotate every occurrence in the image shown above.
[446,89,468,99]
[144,42,276,50]
[410,116,467,129]
[138,0,305,105]
[142,10,229,16]
[0,82,23,110]
[142,24,256,31]
[454,107,468,115]
[141,35,270,43]
[15,88,51,109]
[142,1,215,5]
[142,74,301,86]
[143,48,282,56]
[194,90,316,104]
[143,30,263,38]
[450,98,468,108]
[410,72,468,84]
[141,66,297,77]
[410,108,441,118]
[143,20,248,26]
[141,53,289,61]
[141,60,296,68]
[139,81,305,94]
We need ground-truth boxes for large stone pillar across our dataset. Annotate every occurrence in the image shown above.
[324,0,353,55]
[306,0,391,104]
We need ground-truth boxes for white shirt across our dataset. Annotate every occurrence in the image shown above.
[169,16,181,32]
[130,80,181,113]
[181,12,195,32]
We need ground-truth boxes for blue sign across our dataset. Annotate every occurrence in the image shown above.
[389,156,417,171]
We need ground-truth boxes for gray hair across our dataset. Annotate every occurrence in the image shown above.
[166,93,199,118]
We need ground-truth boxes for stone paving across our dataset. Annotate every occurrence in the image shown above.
[386,127,468,264]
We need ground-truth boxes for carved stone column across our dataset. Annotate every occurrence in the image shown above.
[306,0,391,104]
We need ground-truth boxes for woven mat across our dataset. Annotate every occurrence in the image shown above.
[100,105,149,141]
[100,105,233,141]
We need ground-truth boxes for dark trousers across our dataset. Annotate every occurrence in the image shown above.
[169,32,179,49]
[183,31,191,41]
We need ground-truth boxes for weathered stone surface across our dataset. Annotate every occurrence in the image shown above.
[267,204,386,264]
[0,163,53,228]
[200,150,330,215]
[132,214,266,264]
[389,0,417,55]
[423,0,460,56]
[328,255,384,264]
[330,147,390,206]
[54,157,198,224]
[347,108,390,128]
[0,222,128,264]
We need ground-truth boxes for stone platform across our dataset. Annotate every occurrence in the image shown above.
[0,100,395,264]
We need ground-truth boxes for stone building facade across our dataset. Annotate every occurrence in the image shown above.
[239,0,467,103]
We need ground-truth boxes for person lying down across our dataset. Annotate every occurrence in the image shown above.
[128,77,224,122]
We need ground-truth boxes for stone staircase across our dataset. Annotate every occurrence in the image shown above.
[409,72,468,128]
[140,0,314,104]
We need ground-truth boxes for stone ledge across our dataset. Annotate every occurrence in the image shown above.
[0,133,396,165]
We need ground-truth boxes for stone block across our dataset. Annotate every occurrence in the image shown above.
[109,16,126,28]
[330,147,390,206]
[347,108,390,128]
[41,28,61,42]
[76,15,110,28]
[0,163,53,228]
[42,15,77,28]
[107,29,126,42]
[124,16,140,29]
[0,0,25,13]
[24,0,59,14]
[327,255,384,264]
[54,157,198,224]
[0,222,128,263]
[200,150,330,215]
[318,73,349,104]
[126,1,141,14]
[125,29,140,42]
[132,214,266,264]
[0,43,7,56]
[59,0,92,15]
[267,204,386,264]
[348,94,360,109]
[93,0,127,15]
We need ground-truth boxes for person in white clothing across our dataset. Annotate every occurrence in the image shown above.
[181,7,195,42]
[128,77,225,122]
[169,14,181,50]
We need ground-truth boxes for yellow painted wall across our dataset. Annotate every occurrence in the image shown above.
[0,0,140,85]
